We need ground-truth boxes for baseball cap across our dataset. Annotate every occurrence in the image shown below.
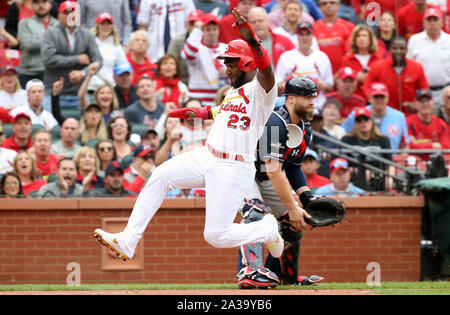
[96,12,114,24]
[338,67,357,80]
[424,7,443,20]
[304,148,319,161]
[354,107,372,120]
[133,145,155,158]
[201,13,219,26]
[105,160,123,176]
[0,65,17,76]
[58,0,78,13]
[114,60,133,76]
[369,82,389,97]
[329,158,349,174]
[84,103,101,113]
[13,112,31,123]
[140,128,158,138]
[296,21,314,33]
[187,9,204,23]
[416,89,433,99]
[25,78,45,92]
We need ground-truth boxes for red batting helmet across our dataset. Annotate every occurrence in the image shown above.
[217,40,256,72]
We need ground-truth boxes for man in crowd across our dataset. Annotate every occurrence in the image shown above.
[50,117,81,158]
[326,67,367,118]
[268,0,315,31]
[10,79,59,131]
[41,1,103,109]
[124,76,165,128]
[93,161,136,197]
[113,61,138,109]
[17,0,58,87]
[1,113,33,152]
[123,145,155,194]
[301,148,331,190]
[397,0,440,40]
[219,0,256,43]
[32,129,59,178]
[407,8,450,106]
[126,30,157,85]
[342,82,410,150]
[433,85,450,126]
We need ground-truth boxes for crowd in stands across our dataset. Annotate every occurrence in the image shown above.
[0,0,449,199]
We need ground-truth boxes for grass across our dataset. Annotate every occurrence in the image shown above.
[0,281,449,294]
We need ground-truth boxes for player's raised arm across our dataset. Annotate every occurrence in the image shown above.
[231,8,275,93]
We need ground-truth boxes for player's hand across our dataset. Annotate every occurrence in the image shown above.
[288,206,311,231]
[232,8,246,25]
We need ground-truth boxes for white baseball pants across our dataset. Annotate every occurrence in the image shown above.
[116,146,278,258]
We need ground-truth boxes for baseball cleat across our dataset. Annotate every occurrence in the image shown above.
[297,275,324,286]
[237,266,279,289]
[262,214,284,258]
[94,229,130,261]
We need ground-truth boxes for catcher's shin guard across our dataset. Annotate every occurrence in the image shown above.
[237,199,279,289]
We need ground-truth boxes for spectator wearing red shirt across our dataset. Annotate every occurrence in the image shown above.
[398,0,439,40]
[219,0,256,44]
[301,149,331,189]
[314,0,355,73]
[407,89,450,159]
[247,6,295,69]
[32,129,59,178]
[1,112,32,152]
[123,145,155,194]
[325,67,366,118]
[363,36,429,116]
[12,150,46,195]
[126,30,157,86]
[341,24,382,100]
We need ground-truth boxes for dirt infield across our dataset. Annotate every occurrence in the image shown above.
[1,289,376,295]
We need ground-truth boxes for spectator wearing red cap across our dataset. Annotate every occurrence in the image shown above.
[182,13,228,107]
[41,1,103,109]
[0,65,27,112]
[137,0,196,63]
[326,66,366,118]
[247,7,295,69]
[219,0,256,44]
[407,8,450,107]
[275,21,333,112]
[340,25,382,100]
[398,0,440,40]
[168,9,204,85]
[313,0,354,74]
[78,0,132,46]
[1,112,33,152]
[314,158,365,197]
[85,13,127,93]
[407,89,450,156]
[342,82,410,150]
[17,0,58,88]
[363,36,429,116]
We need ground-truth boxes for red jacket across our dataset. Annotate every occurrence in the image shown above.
[407,114,450,150]
[126,53,157,86]
[363,55,429,116]
[340,51,383,99]
[123,167,145,194]
[1,136,32,152]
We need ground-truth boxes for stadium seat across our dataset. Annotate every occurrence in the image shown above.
[131,123,151,136]
[32,124,45,135]
[61,108,82,121]
[2,124,13,137]
[51,125,61,141]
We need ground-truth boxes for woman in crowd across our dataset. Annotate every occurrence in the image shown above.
[74,146,104,192]
[107,116,134,161]
[0,171,24,198]
[340,25,382,100]
[154,53,189,108]
[96,139,117,177]
[375,11,397,58]
[13,150,46,195]
[79,103,109,145]
[341,108,393,191]
[0,66,27,112]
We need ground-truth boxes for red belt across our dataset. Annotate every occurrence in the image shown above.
[207,144,245,162]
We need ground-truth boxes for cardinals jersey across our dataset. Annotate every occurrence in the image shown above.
[206,78,278,162]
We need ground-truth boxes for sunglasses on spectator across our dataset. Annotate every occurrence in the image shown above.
[320,1,338,5]
[355,116,371,123]
[99,146,113,152]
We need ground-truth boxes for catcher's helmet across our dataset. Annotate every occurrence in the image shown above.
[282,77,318,97]
[217,39,256,72]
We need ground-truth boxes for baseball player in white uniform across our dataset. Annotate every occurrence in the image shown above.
[94,9,284,261]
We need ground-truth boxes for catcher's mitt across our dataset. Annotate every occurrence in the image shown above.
[304,197,346,227]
